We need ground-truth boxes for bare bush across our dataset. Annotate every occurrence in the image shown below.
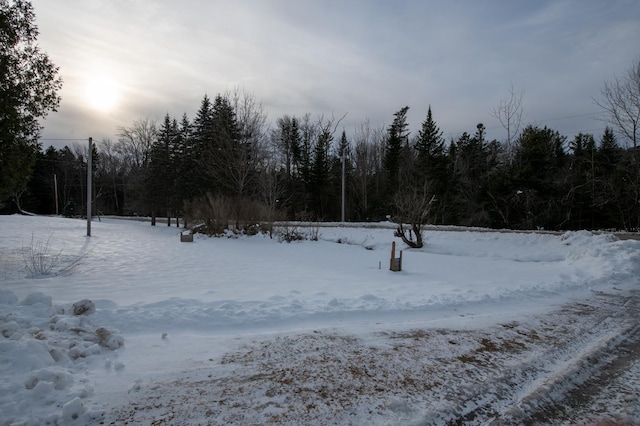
[183,194,232,236]
[275,222,305,242]
[183,194,280,237]
[22,234,62,276]
[275,218,321,243]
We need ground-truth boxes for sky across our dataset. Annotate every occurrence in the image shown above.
[29,0,640,149]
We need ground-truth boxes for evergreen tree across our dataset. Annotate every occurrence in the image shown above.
[191,94,215,196]
[297,114,316,213]
[383,106,410,196]
[566,133,596,229]
[1,0,62,204]
[597,127,620,172]
[310,127,332,218]
[147,114,179,222]
[451,124,492,226]
[176,113,196,201]
[414,106,445,172]
[210,94,243,197]
[512,125,567,229]
[275,115,301,181]
[414,107,451,220]
[22,146,57,214]
[593,127,623,228]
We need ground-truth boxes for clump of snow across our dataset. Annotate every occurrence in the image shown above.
[20,291,52,307]
[62,396,84,421]
[72,298,96,316]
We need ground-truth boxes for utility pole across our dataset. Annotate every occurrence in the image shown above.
[341,149,345,222]
[340,129,347,222]
[53,173,59,215]
[87,137,92,237]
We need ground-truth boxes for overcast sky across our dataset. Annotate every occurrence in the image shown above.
[30,0,640,149]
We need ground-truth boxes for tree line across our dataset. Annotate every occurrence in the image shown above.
[3,2,639,233]
[17,89,640,233]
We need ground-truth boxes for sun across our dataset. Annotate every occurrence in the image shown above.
[83,73,120,112]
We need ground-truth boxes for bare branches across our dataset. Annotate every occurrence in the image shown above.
[393,181,436,248]
[116,118,157,169]
[491,84,525,146]
[594,60,640,149]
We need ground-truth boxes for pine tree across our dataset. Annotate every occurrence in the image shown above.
[383,106,410,195]
[147,114,178,222]
[1,0,62,204]
[210,94,244,197]
[567,133,596,229]
[275,115,301,181]
[597,127,620,172]
[512,125,567,229]
[414,106,445,171]
[310,127,333,219]
[413,106,449,222]
[176,113,197,201]
[594,127,624,228]
[190,95,215,196]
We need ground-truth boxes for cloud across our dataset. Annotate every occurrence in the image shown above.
[30,0,640,148]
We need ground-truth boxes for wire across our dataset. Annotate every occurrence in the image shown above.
[39,138,90,141]
[535,112,603,123]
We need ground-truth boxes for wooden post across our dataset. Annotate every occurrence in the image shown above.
[390,241,403,272]
[390,241,396,271]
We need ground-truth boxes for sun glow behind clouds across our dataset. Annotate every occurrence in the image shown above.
[83,73,120,112]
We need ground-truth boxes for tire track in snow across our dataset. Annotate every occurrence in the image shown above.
[100,290,640,425]
[483,291,640,425]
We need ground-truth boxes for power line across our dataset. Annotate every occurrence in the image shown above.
[39,138,89,141]
[534,112,603,123]
[486,111,603,128]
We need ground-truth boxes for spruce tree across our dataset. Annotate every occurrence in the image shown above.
[413,106,449,222]
[383,106,410,195]
[210,94,243,197]
[147,114,178,221]
[310,127,333,219]
[191,95,215,196]
[414,106,445,171]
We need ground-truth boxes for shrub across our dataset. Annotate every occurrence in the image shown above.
[22,234,63,277]
[22,233,87,277]
[183,193,284,237]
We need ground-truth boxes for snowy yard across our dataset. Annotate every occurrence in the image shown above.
[1,215,639,425]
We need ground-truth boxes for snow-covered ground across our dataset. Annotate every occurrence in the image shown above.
[1,215,639,425]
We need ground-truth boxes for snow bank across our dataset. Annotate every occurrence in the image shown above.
[0,289,123,425]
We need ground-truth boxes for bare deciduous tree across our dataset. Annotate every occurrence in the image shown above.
[352,119,385,220]
[491,84,525,147]
[393,182,436,249]
[595,60,640,149]
[210,89,269,200]
[116,118,157,169]
[257,158,288,238]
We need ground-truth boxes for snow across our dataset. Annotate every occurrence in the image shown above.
[0,215,639,425]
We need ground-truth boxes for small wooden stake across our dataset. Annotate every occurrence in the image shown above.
[390,241,402,272]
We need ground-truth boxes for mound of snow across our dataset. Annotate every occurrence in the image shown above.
[0,290,123,425]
